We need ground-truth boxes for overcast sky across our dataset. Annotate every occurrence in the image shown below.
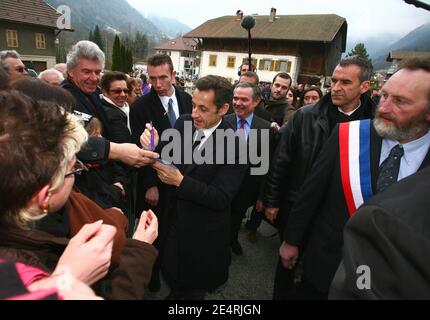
[127,0,430,40]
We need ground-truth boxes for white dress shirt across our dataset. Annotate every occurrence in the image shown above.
[158,87,179,120]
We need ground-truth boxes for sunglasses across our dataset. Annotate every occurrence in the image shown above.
[65,159,88,178]
[110,88,130,94]
[15,66,28,73]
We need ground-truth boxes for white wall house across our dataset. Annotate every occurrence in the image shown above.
[154,37,198,79]
[200,50,300,83]
[185,8,347,86]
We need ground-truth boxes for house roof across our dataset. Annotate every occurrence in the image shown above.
[184,14,347,42]
[0,0,67,30]
[386,50,430,62]
[154,37,197,52]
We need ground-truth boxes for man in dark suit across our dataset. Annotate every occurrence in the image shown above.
[130,54,192,291]
[61,41,112,140]
[281,58,430,299]
[141,75,247,299]
[100,71,132,143]
[329,166,430,299]
[264,56,375,300]
[224,82,272,255]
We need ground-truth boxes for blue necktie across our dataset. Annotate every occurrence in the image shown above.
[167,98,176,127]
[238,118,247,140]
[376,144,404,193]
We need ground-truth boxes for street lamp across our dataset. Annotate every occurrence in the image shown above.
[241,15,256,71]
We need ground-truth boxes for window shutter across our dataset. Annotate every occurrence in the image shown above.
[258,59,264,70]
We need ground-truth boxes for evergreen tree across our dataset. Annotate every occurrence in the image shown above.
[133,31,148,59]
[93,25,105,52]
[111,35,121,71]
[126,48,133,73]
[120,44,126,72]
[346,43,372,66]
[88,30,94,42]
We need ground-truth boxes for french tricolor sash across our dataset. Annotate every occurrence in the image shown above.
[339,119,373,216]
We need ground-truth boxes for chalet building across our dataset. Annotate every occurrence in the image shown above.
[0,0,72,72]
[184,8,347,85]
[386,50,430,78]
[154,36,198,79]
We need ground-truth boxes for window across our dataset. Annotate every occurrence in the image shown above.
[6,30,18,47]
[35,33,46,49]
[227,56,236,68]
[209,55,217,67]
[242,58,257,70]
[276,60,292,73]
[259,59,274,71]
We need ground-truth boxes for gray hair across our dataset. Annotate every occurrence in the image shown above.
[0,50,21,62]
[234,82,262,101]
[38,68,64,82]
[339,55,373,82]
[66,41,105,70]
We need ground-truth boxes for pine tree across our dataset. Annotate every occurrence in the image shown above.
[93,25,105,52]
[133,31,148,59]
[120,44,126,72]
[346,43,372,66]
[125,48,133,73]
[88,30,94,42]
[111,35,121,71]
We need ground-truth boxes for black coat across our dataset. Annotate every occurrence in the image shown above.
[264,93,376,220]
[61,80,112,140]
[101,98,132,143]
[285,122,430,293]
[161,115,247,290]
[330,166,430,299]
[224,113,273,206]
[129,86,192,216]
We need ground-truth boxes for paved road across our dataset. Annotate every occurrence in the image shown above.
[144,216,280,300]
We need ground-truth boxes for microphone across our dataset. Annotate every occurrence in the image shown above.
[241,15,256,30]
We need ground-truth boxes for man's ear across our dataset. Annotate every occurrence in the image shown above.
[360,80,371,94]
[35,185,51,210]
[218,103,230,117]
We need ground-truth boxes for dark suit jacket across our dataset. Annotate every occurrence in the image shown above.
[129,86,192,215]
[61,79,112,140]
[224,113,272,206]
[285,121,430,293]
[330,166,430,299]
[101,98,132,143]
[161,115,247,289]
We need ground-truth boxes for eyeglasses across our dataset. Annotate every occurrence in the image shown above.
[109,88,130,94]
[15,66,28,73]
[65,159,88,178]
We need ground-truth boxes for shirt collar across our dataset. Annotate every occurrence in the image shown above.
[337,101,361,116]
[236,113,254,128]
[383,129,430,165]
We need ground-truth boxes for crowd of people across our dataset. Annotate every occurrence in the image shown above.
[1,40,430,300]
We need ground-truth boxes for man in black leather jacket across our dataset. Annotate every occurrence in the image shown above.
[263,56,376,299]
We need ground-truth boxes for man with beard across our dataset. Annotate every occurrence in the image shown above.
[280,58,430,299]
[264,72,295,126]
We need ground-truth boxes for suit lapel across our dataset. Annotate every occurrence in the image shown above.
[418,147,430,170]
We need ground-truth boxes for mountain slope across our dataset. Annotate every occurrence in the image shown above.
[45,0,165,42]
[146,15,191,38]
[372,22,430,70]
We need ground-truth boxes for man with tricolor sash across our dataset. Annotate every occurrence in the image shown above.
[281,58,430,299]
[264,56,375,299]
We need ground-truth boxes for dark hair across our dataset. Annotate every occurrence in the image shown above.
[147,53,174,73]
[398,58,430,101]
[239,71,259,85]
[195,75,233,110]
[0,91,68,225]
[0,65,8,90]
[339,55,373,82]
[234,82,262,101]
[140,73,147,83]
[303,86,323,99]
[100,71,128,92]
[9,77,76,112]
[272,72,292,85]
